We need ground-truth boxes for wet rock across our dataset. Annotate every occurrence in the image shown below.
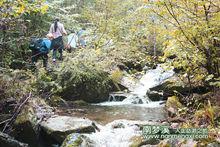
[117,63,129,71]
[149,76,188,99]
[13,103,39,147]
[144,138,160,145]
[108,92,128,101]
[130,136,160,147]
[131,99,143,104]
[123,60,143,72]
[207,142,220,147]
[112,123,125,129]
[40,116,95,143]
[147,91,163,101]
[120,74,137,91]
[61,133,95,147]
[166,96,183,117]
[0,132,28,147]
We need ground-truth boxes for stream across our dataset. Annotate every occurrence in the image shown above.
[57,65,174,146]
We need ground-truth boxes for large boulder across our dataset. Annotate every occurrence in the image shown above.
[56,63,116,103]
[12,98,54,147]
[40,116,96,143]
[148,75,210,101]
[0,132,28,147]
[147,91,163,101]
[148,76,188,100]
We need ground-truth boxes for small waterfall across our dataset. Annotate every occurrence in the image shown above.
[122,65,174,104]
[99,64,174,105]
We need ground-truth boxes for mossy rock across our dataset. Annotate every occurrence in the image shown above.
[129,136,160,147]
[12,99,54,147]
[12,105,38,147]
[40,116,95,143]
[57,63,116,103]
[166,96,183,109]
[61,133,95,147]
[0,132,28,147]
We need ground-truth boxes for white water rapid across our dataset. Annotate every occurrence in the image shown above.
[84,120,161,147]
[100,64,174,106]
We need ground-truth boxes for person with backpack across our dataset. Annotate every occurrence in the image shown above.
[30,33,53,69]
[77,28,87,48]
[49,18,67,62]
[66,30,78,53]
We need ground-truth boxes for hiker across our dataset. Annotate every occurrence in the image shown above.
[77,28,87,48]
[66,30,78,53]
[30,33,53,69]
[49,18,67,61]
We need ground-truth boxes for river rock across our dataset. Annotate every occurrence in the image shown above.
[40,116,95,143]
[207,142,220,147]
[0,132,28,147]
[147,91,163,101]
[112,122,125,129]
[149,76,188,100]
[12,98,54,147]
[57,65,116,103]
[61,133,95,147]
[166,96,183,117]
[130,136,160,147]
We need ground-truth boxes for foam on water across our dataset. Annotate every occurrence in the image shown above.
[84,120,143,147]
[97,101,165,107]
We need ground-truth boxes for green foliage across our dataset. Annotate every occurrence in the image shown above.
[33,68,61,97]
[0,0,50,67]
[149,0,220,86]
[0,68,35,101]
[110,69,123,83]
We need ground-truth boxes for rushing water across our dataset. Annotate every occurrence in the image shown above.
[57,65,174,146]
[100,64,174,105]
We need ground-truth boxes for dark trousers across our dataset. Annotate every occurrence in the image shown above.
[31,50,48,68]
[51,36,64,60]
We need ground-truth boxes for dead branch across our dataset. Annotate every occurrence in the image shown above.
[2,92,32,133]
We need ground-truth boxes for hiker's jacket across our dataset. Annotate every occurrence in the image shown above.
[67,33,78,48]
[49,22,67,39]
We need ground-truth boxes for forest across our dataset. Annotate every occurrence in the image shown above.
[0,0,219,147]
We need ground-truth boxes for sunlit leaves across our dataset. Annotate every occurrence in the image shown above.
[151,0,220,85]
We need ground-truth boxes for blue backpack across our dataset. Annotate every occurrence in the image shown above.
[29,37,49,53]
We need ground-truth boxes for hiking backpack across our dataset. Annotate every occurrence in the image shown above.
[29,37,43,51]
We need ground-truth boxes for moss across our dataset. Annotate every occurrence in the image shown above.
[166,96,183,109]
[61,134,83,147]
[57,63,115,103]
[15,105,36,125]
